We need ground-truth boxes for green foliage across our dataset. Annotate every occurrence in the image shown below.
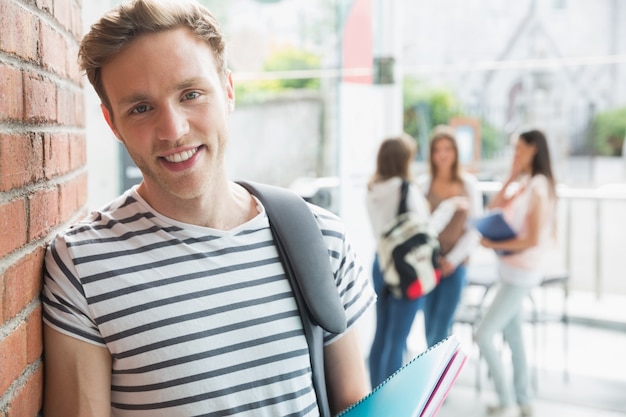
[263,47,321,89]
[588,107,626,156]
[402,76,506,160]
[403,78,460,133]
[235,47,321,105]
[402,78,461,159]
[480,119,506,159]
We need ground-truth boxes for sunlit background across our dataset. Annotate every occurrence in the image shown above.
[82,1,626,416]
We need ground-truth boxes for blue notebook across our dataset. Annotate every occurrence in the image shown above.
[472,210,516,241]
[336,336,467,417]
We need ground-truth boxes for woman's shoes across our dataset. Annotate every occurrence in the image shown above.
[486,405,518,417]
[486,403,533,417]
[519,404,533,416]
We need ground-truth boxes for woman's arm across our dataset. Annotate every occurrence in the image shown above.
[444,175,484,268]
[324,327,369,415]
[43,325,112,417]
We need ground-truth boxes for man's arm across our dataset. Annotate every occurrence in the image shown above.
[323,327,369,415]
[43,324,112,417]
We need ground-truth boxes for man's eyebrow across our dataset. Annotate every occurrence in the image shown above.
[117,93,149,107]
[116,78,205,107]
[176,78,200,90]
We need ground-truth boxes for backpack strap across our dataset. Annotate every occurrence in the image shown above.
[237,180,347,417]
[398,179,409,215]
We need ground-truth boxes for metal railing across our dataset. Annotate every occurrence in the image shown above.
[476,181,626,299]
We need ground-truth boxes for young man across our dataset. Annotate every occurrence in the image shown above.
[41,1,375,415]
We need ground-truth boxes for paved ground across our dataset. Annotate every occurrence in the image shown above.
[435,321,626,417]
[353,288,626,417]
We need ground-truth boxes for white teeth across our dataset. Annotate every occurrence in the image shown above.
[164,148,198,163]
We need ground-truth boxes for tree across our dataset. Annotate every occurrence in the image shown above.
[588,107,626,156]
[235,47,321,104]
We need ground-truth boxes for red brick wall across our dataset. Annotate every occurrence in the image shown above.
[0,0,86,415]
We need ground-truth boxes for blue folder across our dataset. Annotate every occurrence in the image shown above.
[336,336,467,417]
[472,210,516,241]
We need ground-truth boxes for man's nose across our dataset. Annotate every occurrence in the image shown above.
[156,104,190,141]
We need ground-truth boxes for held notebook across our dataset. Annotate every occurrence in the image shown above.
[336,335,467,417]
[472,210,516,241]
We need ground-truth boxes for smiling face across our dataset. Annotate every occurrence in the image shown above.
[512,136,537,174]
[431,136,457,174]
[100,26,235,208]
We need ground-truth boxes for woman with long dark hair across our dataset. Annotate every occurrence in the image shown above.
[475,129,557,417]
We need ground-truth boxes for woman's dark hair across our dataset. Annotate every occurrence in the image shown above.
[519,129,556,196]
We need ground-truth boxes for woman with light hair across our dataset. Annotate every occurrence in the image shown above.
[417,125,483,349]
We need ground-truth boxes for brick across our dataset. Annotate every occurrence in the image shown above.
[59,173,88,222]
[36,0,53,14]
[6,364,43,417]
[70,4,83,40]
[40,22,67,77]
[0,133,45,191]
[0,199,27,258]
[67,42,82,84]
[0,1,38,60]
[28,187,60,240]
[23,72,57,123]
[0,64,24,121]
[69,133,87,170]
[26,305,43,364]
[74,90,86,128]
[53,0,72,33]
[0,323,27,395]
[57,88,75,125]
[0,277,4,324]
[4,249,44,320]
[43,132,71,179]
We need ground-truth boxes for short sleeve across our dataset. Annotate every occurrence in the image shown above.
[41,234,106,346]
[307,204,376,345]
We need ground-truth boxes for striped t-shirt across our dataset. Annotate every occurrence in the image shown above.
[42,186,375,416]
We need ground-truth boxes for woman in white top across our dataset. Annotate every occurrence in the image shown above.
[365,133,459,387]
[417,125,483,349]
[475,129,557,417]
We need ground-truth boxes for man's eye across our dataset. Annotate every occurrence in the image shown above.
[131,104,149,114]
[183,91,200,100]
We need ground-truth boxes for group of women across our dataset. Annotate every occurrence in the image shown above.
[366,127,557,417]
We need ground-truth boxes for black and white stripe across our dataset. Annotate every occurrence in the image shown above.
[42,187,375,416]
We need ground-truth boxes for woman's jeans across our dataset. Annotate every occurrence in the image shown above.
[423,263,467,348]
[368,255,424,388]
[474,281,533,407]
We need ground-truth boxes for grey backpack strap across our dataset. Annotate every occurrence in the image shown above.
[237,180,347,333]
[237,180,347,417]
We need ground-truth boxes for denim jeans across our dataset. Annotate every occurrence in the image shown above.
[423,263,467,348]
[474,280,533,407]
[368,255,424,388]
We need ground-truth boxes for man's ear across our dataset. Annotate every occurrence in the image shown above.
[101,104,123,142]
[226,70,235,113]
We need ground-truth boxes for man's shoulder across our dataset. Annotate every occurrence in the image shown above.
[305,202,345,235]
[50,189,149,245]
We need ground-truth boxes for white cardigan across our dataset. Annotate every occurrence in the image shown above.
[417,172,484,268]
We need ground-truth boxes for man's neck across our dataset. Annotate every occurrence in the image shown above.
[136,180,258,230]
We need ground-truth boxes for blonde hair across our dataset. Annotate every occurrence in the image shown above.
[79,0,227,112]
[429,125,461,183]
[369,133,417,188]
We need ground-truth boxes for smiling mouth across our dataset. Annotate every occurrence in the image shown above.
[163,147,200,163]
